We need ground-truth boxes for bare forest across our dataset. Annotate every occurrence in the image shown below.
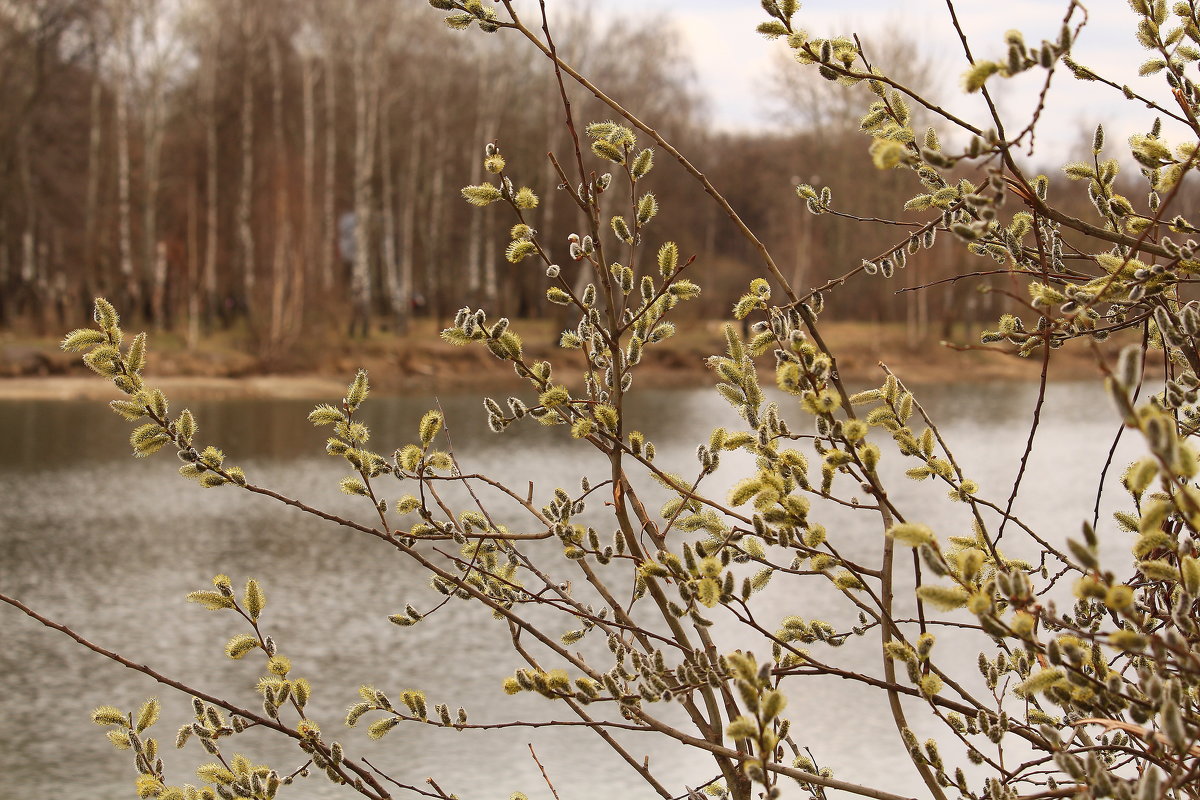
[0,0,1124,357]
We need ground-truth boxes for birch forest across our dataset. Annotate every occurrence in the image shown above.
[0,0,1133,349]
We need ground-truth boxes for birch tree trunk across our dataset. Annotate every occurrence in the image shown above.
[349,29,377,338]
[480,124,510,305]
[541,106,565,321]
[203,24,219,326]
[151,241,167,331]
[187,180,201,349]
[464,58,489,301]
[237,1,256,309]
[116,41,137,310]
[379,84,402,329]
[56,235,71,325]
[465,46,512,305]
[482,196,498,304]
[144,87,165,326]
[322,31,337,293]
[268,33,290,345]
[18,121,36,298]
[38,240,52,326]
[285,53,311,339]
[396,110,421,335]
[425,101,448,331]
[84,70,102,294]
[302,55,316,298]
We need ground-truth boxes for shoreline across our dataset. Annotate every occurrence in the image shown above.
[0,320,1126,401]
[0,354,1116,402]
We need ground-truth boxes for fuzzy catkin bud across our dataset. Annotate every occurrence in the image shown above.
[632,148,654,178]
[461,183,502,206]
[611,216,632,243]
[637,193,658,224]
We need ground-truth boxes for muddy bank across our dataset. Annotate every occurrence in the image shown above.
[0,320,1129,401]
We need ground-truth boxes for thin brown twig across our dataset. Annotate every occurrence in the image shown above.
[528,743,563,800]
[995,319,1052,544]
[995,215,1055,545]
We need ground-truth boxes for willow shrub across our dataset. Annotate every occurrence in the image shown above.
[23,1,1200,799]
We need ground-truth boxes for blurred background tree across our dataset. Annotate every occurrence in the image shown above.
[0,0,1132,353]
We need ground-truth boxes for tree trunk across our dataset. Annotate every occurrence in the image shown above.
[379,81,402,330]
[18,121,36,292]
[238,1,256,310]
[465,46,510,306]
[143,84,165,327]
[396,111,421,334]
[204,26,219,326]
[84,73,102,295]
[151,241,167,330]
[187,180,201,349]
[349,32,377,338]
[465,72,489,300]
[322,38,337,293]
[116,58,137,310]
[302,55,317,300]
[482,197,498,305]
[268,33,290,347]
[426,126,448,330]
[543,112,566,325]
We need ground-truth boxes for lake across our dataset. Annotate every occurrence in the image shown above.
[0,380,1145,799]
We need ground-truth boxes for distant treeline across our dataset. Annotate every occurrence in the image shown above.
[0,1,1169,348]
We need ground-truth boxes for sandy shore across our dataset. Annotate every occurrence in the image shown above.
[0,319,1129,401]
[0,355,1113,402]
[0,375,354,401]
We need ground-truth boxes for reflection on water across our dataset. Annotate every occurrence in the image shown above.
[0,381,1144,799]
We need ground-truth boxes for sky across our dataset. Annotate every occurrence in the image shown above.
[595,0,1179,164]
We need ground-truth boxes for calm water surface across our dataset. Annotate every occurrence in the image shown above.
[0,382,1144,799]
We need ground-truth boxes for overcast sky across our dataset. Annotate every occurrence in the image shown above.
[593,0,1176,164]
